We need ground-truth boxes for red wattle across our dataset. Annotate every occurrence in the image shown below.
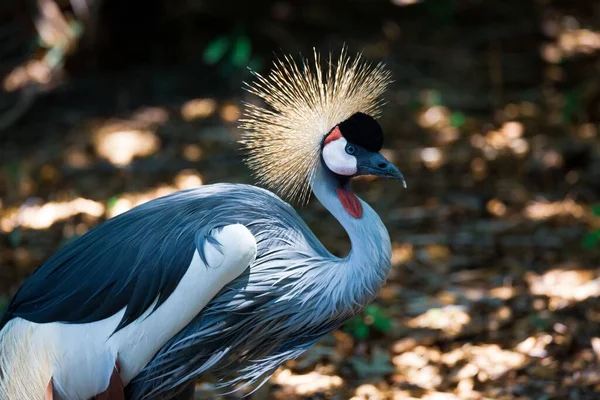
[336,187,363,219]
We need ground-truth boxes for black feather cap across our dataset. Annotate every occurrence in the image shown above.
[338,112,384,152]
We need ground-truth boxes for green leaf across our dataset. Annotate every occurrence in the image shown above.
[230,36,251,67]
[343,315,361,330]
[583,231,600,249]
[450,112,466,128]
[372,314,392,333]
[562,88,581,123]
[344,315,370,340]
[353,323,370,340]
[369,305,393,333]
[203,36,231,65]
[365,304,381,316]
[591,204,600,217]
[107,196,120,211]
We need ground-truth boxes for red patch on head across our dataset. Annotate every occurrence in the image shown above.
[336,187,363,219]
[324,126,343,145]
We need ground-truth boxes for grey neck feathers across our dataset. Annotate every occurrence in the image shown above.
[310,167,392,307]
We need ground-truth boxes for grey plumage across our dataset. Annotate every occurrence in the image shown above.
[126,180,391,399]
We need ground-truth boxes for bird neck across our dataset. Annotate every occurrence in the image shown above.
[310,167,392,304]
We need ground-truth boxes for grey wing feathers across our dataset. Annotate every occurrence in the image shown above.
[125,205,340,399]
[0,184,284,333]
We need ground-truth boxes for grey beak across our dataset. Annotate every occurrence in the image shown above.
[356,152,407,188]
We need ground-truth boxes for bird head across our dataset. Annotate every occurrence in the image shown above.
[240,48,405,204]
[321,111,405,186]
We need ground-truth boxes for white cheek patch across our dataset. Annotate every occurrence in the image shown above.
[322,137,357,176]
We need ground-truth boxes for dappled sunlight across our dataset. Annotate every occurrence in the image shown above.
[94,127,160,166]
[174,169,204,190]
[556,29,600,59]
[131,107,170,125]
[1,0,81,96]
[182,144,205,162]
[405,364,442,389]
[273,369,343,396]
[592,338,600,359]
[393,346,442,389]
[391,243,414,267]
[437,286,515,304]
[106,185,179,218]
[526,268,600,308]
[417,106,450,130]
[420,393,462,400]
[2,60,53,92]
[181,98,217,121]
[219,103,242,123]
[107,170,203,218]
[350,384,384,399]
[0,198,105,231]
[418,147,444,171]
[391,391,464,400]
[407,306,471,336]
[523,199,586,220]
[0,171,203,230]
[488,286,516,301]
[65,148,92,168]
[393,346,437,370]
[470,121,529,160]
[503,102,538,119]
[542,13,600,61]
[577,123,597,139]
[486,198,507,217]
[442,344,526,381]
[414,102,460,160]
[391,0,421,7]
[515,334,553,358]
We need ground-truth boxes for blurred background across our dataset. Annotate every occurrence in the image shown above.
[1,0,600,398]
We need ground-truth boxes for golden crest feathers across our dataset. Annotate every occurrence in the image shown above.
[239,48,392,205]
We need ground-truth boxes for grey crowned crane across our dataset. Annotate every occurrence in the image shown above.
[0,48,405,400]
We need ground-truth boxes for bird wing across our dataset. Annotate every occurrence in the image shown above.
[0,184,262,333]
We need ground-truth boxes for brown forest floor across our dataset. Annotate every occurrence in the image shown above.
[1,0,600,399]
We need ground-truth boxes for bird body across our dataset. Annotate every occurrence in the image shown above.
[128,177,393,398]
[0,48,404,399]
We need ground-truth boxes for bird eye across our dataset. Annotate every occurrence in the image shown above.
[345,144,356,155]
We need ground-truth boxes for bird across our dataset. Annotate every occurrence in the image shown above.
[0,48,405,400]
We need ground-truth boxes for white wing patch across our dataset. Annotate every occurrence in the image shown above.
[322,137,357,176]
[0,224,257,400]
